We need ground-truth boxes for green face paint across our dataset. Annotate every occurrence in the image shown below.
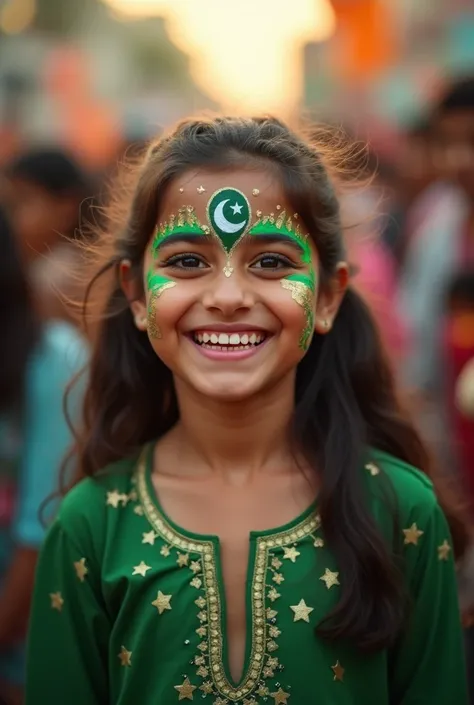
[152,206,209,260]
[147,206,208,339]
[206,188,252,276]
[146,271,176,339]
[248,210,316,351]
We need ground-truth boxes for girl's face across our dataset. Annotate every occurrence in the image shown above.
[125,168,346,402]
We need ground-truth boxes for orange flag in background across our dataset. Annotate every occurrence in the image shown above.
[329,0,398,82]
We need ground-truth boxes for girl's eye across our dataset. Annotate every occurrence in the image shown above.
[251,254,294,270]
[162,254,208,270]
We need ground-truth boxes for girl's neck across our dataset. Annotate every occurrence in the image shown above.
[171,374,297,482]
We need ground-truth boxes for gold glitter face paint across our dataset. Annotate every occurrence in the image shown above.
[248,210,316,351]
[146,272,176,339]
[147,206,209,339]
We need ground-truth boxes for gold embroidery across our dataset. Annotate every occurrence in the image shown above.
[290,599,314,623]
[177,552,189,567]
[174,677,197,700]
[403,523,424,546]
[160,544,171,557]
[313,537,324,548]
[438,540,451,561]
[132,561,151,577]
[142,530,158,545]
[50,592,64,611]
[118,645,132,667]
[200,681,214,694]
[106,489,128,508]
[73,558,88,582]
[151,590,172,614]
[365,462,380,476]
[133,505,144,516]
[282,546,300,563]
[331,661,344,682]
[271,687,290,703]
[320,568,340,590]
[136,451,318,702]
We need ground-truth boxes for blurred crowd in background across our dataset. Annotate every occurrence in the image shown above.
[1,0,474,703]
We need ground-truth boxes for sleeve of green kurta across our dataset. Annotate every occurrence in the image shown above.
[25,517,110,704]
[389,500,468,704]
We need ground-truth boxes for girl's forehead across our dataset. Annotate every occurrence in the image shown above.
[159,168,292,222]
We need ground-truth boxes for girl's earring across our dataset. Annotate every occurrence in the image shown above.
[135,316,147,330]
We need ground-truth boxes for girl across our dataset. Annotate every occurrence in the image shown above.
[0,205,87,704]
[26,116,468,704]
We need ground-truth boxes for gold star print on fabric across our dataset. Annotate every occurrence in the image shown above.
[174,677,197,700]
[403,523,424,546]
[133,505,144,516]
[106,490,128,508]
[438,540,452,561]
[50,592,64,611]
[177,552,189,567]
[314,537,324,548]
[200,681,213,695]
[190,560,201,573]
[214,698,227,705]
[365,462,380,476]
[142,530,158,545]
[118,645,132,667]
[132,561,152,577]
[271,687,290,703]
[331,660,344,682]
[320,568,340,589]
[283,546,300,563]
[266,607,278,620]
[160,544,171,557]
[73,558,88,582]
[271,557,282,569]
[290,598,314,622]
[151,590,172,614]
[268,587,281,602]
[243,699,258,705]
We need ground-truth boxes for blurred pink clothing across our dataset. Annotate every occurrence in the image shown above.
[351,238,407,361]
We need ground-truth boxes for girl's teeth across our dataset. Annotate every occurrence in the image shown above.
[193,331,266,348]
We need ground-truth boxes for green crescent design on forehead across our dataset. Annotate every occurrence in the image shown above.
[207,187,252,276]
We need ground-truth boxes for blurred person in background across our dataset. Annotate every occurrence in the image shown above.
[0,205,88,705]
[2,148,94,328]
[397,76,474,455]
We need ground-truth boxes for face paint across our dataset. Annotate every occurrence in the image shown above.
[248,210,316,350]
[147,206,208,339]
[146,271,176,339]
[152,206,209,259]
[206,188,252,276]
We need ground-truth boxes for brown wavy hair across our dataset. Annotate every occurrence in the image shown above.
[66,115,469,652]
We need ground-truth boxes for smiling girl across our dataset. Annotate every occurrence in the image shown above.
[26,117,468,704]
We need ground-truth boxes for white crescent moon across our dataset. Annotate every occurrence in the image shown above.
[214,199,246,233]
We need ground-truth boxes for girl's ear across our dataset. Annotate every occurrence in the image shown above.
[314,262,349,334]
[120,259,148,331]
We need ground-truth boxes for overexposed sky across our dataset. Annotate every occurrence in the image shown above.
[104,0,336,115]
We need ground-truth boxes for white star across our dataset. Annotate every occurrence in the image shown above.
[230,201,243,215]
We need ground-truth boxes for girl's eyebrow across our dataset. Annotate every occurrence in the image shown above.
[152,232,211,253]
[246,232,305,255]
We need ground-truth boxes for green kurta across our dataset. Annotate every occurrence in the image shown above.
[25,446,467,704]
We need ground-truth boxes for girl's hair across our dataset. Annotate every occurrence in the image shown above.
[0,204,40,413]
[70,115,468,652]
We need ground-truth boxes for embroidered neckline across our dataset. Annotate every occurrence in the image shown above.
[135,446,321,702]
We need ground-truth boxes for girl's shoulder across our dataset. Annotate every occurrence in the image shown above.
[367,448,438,519]
[57,453,140,534]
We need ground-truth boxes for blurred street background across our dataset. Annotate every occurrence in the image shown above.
[2,1,474,703]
